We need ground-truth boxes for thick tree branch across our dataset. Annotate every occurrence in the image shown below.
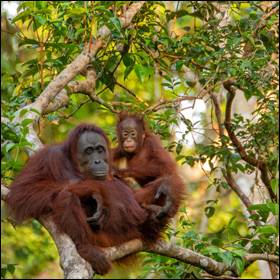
[42,218,93,279]
[244,253,279,265]
[44,68,97,114]
[34,41,103,115]
[44,90,70,115]
[1,184,9,201]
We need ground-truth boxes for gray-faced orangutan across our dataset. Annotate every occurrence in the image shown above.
[113,112,186,240]
[6,124,162,275]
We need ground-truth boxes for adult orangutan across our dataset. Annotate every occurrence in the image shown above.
[6,124,166,275]
[113,112,186,236]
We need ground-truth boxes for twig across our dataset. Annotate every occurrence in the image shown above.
[115,81,149,106]
[208,92,224,137]
[63,98,91,120]
[144,96,199,114]
[253,5,279,36]
[96,83,114,96]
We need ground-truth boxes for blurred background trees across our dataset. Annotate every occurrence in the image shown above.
[1,1,278,279]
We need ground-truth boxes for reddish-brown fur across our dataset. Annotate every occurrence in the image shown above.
[113,112,186,239]
[6,124,149,275]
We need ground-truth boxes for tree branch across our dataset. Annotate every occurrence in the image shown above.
[35,40,103,115]
[209,92,224,137]
[253,5,279,36]
[208,92,254,213]
[42,218,93,279]
[85,91,119,113]
[147,240,235,276]
[223,169,253,210]
[245,253,279,265]
[44,68,97,114]
[223,80,274,200]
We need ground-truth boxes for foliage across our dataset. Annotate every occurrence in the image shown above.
[1,1,279,279]
[1,220,58,279]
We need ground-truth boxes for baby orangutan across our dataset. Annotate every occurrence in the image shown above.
[113,112,185,239]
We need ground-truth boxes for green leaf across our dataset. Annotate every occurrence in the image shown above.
[266,202,279,215]
[124,65,134,80]
[19,109,28,118]
[163,75,172,82]
[249,204,266,211]
[32,220,42,234]
[203,245,221,254]
[34,15,47,27]
[176,143,183,155]
[7,264,15,275]
[205,206,215,218]
[1,268,7,278]
[18,38,40,47]
[234,257,245,275]
[175,60,184,71]
[221,182,229,189]
[257,225,278,235]
[36,1,48,9]
[219,252,234,266]
[270,178,278,195]
[68,7,86,16]
[211,238,223,246]
[21,119,33,127]
[30,108,41,115]
[161,82,173,88]
[12,10,32,23]
[109,17,121,34]
[5,143,16,153]
[123,53,134,67]
[250,213,260,221]
[134,64,146,83]
[183,156,196,167]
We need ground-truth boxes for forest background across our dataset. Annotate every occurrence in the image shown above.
[1,1,279,279]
